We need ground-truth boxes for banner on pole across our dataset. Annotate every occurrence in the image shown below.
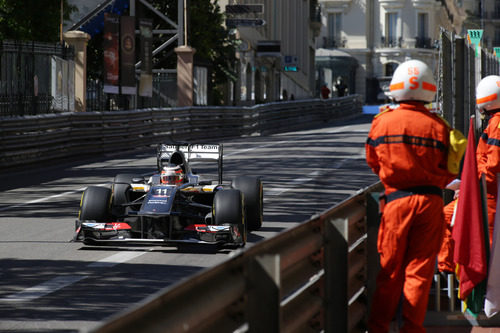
[103,13,120,94]
[468,29,483,57]
[120,16,136,95]
[494,47,500,60]
[139,18,153,97]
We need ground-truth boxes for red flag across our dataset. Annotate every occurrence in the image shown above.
[452,118,487,300]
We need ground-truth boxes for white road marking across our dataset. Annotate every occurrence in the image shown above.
[88,251,148,268]
[0,251,148,302]
[266,171,321,197]
[0,320,102,331]
[1,275,86,302]
[225,140,289,156]
[0,183,109,213]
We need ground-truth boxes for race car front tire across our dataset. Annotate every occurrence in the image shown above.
[213,189,246,245]
[111,174,139,217]
[79,186,111,222]
[232,176,263,231]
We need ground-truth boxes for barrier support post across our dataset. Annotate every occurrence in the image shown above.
[366,192,381,321]
[247,254,281,333]
[325,217,348,332]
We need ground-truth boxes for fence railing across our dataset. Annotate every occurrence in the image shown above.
[0,95,362,170]
[438,29,500,136]
[87,73,177,111]
[0,40,74,117]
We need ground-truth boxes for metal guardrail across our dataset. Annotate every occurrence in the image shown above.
[92,182,383,333]
[88,178,500,332]
[0,95,362,170]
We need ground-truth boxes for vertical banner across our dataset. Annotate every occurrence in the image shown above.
[494,47,500,61]
[467,29,483,58]
[120,16,136,95]
[139,18,153,97]
[103,13,120,94]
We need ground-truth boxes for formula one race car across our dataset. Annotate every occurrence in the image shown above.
[73,143,263,248]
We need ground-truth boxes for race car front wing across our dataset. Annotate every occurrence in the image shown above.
[72,220,244,247]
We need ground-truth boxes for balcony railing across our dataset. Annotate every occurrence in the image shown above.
[415,36,434,49]
[323,37,347,48]
[381,36,402,48]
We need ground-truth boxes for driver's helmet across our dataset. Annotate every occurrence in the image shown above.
[160,164,184,185]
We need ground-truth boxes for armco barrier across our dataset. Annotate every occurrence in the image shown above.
[0,96,362,170]
[88,177,500,332]
[92,181,383,333]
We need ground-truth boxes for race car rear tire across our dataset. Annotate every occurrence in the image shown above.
[112,174,139,217]
[213,189,246,245]
[232,176,263,231]
[79,186,111,222]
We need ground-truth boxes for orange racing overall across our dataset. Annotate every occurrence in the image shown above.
[366,102,458,332]
[477,112,500,246]
[437,198,457,273]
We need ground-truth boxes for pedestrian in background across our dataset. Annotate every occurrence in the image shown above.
[335,77,348,97]
[282,89,288,101]
[365,59,466,332]
[320,83,330,99]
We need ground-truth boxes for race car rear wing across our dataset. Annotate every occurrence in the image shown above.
[157,143,223,183]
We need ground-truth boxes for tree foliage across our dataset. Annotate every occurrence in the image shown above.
[139,0,237,104]
[188,0,237,104]
[0,0,76,42]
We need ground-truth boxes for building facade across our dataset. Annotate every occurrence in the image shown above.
[463,0,500,51]
[316,0,466,103]
[219,0,320,103]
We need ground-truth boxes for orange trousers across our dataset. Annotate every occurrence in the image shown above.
[438,194,495,272]
[437,199,456,273]
[486,193,496,247]
[368,194,444,333]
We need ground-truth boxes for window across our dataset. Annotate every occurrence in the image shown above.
[327,13,342,47]
[417,13,429,48]
[385,63,398,77]
[418,13,428,39]
[385,12,398,46]
[496,0,500,18]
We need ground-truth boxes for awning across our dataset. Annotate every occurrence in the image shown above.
[315,48,358,76]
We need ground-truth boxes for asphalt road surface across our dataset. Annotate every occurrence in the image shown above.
[0,114,379,332]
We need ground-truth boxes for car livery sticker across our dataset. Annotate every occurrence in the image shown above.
[184,224,231,233]
[139,185,177,214]
[82,222,131,230]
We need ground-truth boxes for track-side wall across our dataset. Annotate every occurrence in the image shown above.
[0,96,362,170]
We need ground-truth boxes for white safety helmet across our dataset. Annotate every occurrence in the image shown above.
[389,59,437,103]
[476,75,500,114]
